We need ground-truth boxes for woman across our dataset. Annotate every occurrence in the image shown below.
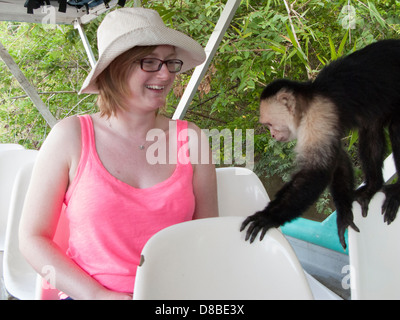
[19,8,218,300]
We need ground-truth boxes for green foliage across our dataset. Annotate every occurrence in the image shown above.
[1,0,400,214]
[0,21,98,148]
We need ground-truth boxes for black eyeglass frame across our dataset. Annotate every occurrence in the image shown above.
[139,58,184,73]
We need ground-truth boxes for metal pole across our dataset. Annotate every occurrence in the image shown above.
[0,40,57,128]
[74,19,97,69]
[172,0,241,120]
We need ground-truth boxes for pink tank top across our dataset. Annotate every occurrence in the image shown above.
[64,115,195,293]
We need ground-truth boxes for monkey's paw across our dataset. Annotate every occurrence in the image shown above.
[240,211,280,243]
[336,212,360,250]
[382,185,400,224]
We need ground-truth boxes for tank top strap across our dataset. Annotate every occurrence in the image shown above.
[77,114,96,163]
[175,120,191,165]
[176,119,188,146]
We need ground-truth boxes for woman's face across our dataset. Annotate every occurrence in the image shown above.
[127,45,177,113]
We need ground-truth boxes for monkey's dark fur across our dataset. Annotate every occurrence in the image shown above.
[241,39,400,249]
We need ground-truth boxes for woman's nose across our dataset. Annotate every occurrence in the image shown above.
[156,63,172,79]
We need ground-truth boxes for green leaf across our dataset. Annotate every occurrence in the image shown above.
[328,36,337,60]
[337,30,349,57]
[285,24,298,48]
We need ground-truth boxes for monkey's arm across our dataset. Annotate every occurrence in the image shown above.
[241,168,331,243]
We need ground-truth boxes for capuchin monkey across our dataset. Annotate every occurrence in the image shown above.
[241,39,400,249]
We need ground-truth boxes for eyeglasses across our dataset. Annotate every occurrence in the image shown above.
[139,58,184,73]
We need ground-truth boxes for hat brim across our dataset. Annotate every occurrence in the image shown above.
[79,26,206,94]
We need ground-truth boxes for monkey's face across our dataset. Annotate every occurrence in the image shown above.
[259,99,297,142]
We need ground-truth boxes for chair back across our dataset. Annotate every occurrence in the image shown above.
[348,192,400,299]
[0,144,24,152]
[3,161,37,299]
[216,167,270,217]
[133,217,313,299]
[0,149,38,250]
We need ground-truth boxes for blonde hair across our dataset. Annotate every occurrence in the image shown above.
[96,45,157,118]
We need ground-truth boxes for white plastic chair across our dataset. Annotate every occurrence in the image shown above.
[0,149,38,250]
[0,144,24,152]
[215,167,341,300]
[216,167,270,217]
[3,161,38,300]
[133,216,313,300]
[1,153,69,300]
[348,192,400,299]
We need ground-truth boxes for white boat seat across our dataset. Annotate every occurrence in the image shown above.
[349,192,400,299]
[133,216,314,300]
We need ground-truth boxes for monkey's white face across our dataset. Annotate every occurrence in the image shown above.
[259,98,297,142]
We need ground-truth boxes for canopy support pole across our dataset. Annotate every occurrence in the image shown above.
[0,40,57,128]
[172,0,241,120]
[74,19,97,69]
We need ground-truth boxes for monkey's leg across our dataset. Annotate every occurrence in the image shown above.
[354,126,386,217]
[330,150,359,249]
[382,116,400,224]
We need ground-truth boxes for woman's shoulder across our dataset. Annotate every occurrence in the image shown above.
[53,114,82,131]
[186,120,200,130]
[47,115,82,144]
[39,115,83,159]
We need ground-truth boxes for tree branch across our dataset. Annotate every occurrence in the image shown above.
[8,91,77,100]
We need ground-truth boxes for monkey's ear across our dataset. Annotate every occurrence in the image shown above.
[277,91,296,114]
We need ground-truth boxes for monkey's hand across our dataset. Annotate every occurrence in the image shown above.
[382,184,400,224]
[240,210,281,243]
[336,210,360,250]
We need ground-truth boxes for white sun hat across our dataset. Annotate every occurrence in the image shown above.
[79,7,206,94]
